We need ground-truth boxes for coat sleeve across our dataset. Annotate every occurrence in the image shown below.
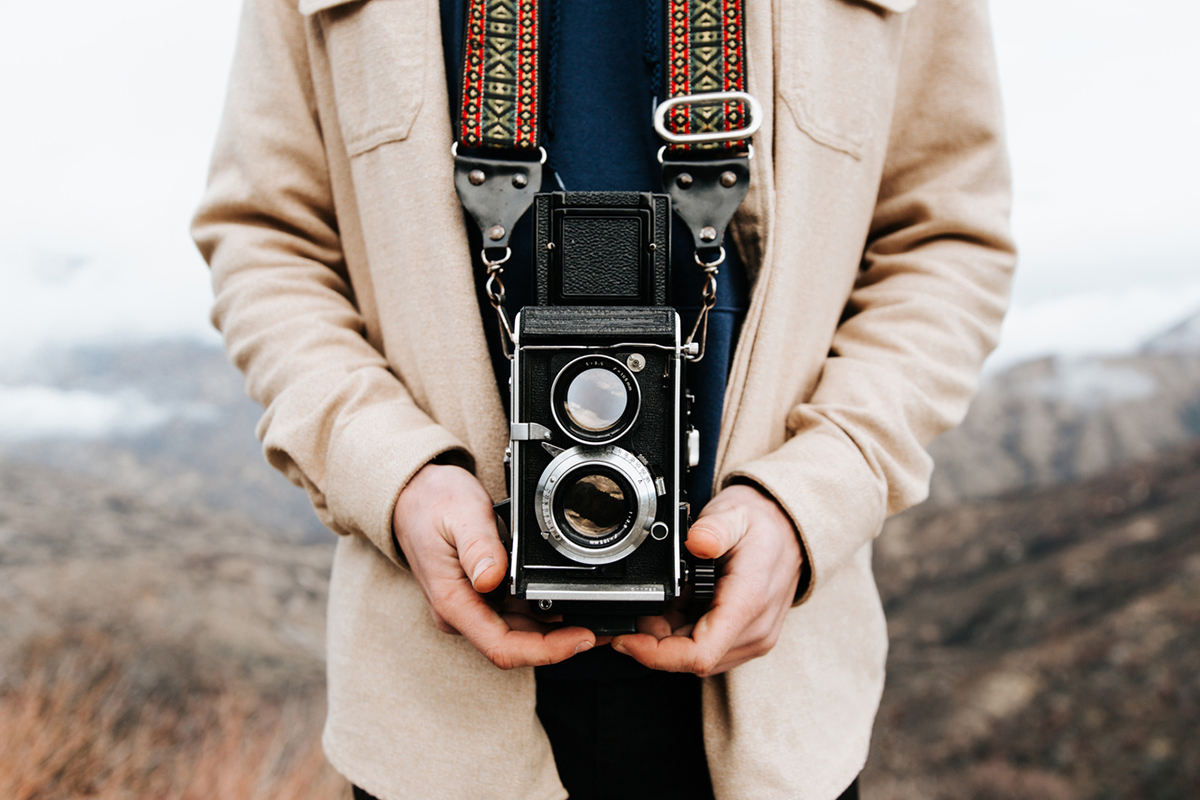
[727,0,1017,603]
[191,0,470,566]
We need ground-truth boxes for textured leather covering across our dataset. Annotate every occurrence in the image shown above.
[535,192,670,307]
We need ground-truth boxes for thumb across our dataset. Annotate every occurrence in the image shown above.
[445,509,510,593]
[686,503,750,560]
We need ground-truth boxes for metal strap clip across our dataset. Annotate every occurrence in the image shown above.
[652,91,764,146]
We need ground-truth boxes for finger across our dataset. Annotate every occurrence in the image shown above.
[635,615,674,639]
[613,592,758,675]
[440,508,510,593]
[436,578,595,669]
[685,503,751,560]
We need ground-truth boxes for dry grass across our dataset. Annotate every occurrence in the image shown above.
[0,631,348,800]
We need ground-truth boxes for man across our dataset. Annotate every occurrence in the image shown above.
[193,0,1014,797]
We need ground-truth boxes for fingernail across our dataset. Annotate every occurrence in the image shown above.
[612,640,628,654]
[574,641,593,655]
[470,557,495,586]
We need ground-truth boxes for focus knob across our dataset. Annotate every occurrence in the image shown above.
[691,561,717,601]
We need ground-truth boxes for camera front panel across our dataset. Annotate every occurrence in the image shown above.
[509,306,686,619]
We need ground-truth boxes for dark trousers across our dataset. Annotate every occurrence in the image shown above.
[353,780,859,799]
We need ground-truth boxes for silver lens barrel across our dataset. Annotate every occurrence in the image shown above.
[534,445,659,565]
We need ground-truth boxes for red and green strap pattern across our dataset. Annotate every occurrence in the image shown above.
[666,0,748,152]
[457,0,747,154]
[459,0,541,152]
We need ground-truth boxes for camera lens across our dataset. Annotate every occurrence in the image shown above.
[561,472,627,539]
[551,355,641,444]
[564,368,628,432]
[535,445,658,565]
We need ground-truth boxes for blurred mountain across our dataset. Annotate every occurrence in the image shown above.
[0,340,326,542]
[865,440,1200,799]
[927,343,1200,505]
[1141,309,1200,355]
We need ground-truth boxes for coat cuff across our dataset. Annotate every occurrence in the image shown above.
[324,400,474,569]
[722,419,886,605]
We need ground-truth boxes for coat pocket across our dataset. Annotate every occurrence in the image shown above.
[302,0,428,156]
[777,0,913,159]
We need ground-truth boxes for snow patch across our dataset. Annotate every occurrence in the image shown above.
[1021,359,1157,410]
[1141,310,1200,354]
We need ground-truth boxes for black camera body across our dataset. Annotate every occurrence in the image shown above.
[506,192,703,635]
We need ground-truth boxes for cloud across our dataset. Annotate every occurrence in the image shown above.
[987,281,1200,371]
[0,385,215,441]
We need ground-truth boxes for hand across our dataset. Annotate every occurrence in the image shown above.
[392,463,595,669]
[612,483,803,677]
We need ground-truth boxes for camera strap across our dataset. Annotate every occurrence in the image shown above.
[452,0,759,361]
[655,0,759,360]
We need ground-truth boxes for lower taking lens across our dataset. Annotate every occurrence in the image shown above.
[562,473,627,539]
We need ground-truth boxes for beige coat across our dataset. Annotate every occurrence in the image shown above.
[193,0,1015,796]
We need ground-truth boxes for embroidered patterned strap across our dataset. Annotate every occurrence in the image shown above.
[459,0,542,153]
[665,0,749,152]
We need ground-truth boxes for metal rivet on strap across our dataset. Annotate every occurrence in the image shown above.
[468,169,486,186]
[720,171,738,188]
[676,173,694,189]
[488,225,506,241]
[512,173,528,188]
[700,226,717,242]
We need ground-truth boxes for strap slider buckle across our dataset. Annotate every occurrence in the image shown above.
[652,91,764,146]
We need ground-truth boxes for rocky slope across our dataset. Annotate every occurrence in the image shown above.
[0,458,331,696]
[864,441,1200,799]
[1,440,1197,797]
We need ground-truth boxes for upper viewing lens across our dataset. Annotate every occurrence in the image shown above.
[564,368,628,432]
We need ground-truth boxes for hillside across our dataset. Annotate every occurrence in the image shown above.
[927,349,1200,504]
[865,442,1200,799]
[0,458,331,696]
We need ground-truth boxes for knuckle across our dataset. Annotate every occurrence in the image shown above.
[483,646,516,671]
[458,534,496,565]
[692,652,720,677]
[748,616,774,643]
[426,585,452,610]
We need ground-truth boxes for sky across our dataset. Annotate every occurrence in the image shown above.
[0,0,1197,371]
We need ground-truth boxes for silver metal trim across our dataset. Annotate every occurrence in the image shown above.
[511,422,553,441]
[671,313,683,596]
[534,445,658,565]
[451,141,548,164]
[508,319,522,590]
[525,583,666,603]
[652,91,763,145]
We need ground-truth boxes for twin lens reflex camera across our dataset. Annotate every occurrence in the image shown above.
[503,191,714,636]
